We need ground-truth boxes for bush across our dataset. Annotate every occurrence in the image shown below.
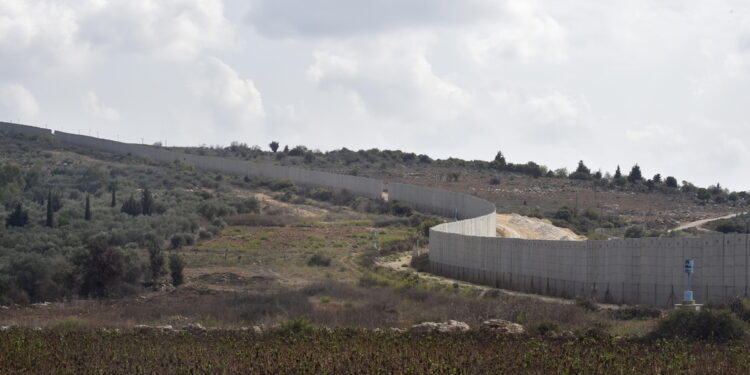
[308,254,331,267]
[729,297,750,323]
[277,318,316,335]
[649,308,745,342]
[168,254,185,287]
[575,296,599,312]
[390,201,413,217]
[611,306,661,320]
[624,226,645,238]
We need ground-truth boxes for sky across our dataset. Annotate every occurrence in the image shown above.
[1,1,750,190]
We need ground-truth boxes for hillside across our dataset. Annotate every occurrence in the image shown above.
[175,144,747,236]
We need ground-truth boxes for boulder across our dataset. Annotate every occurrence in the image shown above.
[410,320,470,333]
[481,319,525,335]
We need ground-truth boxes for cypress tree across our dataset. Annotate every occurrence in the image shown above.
[85,195,92,221]
[141,188,154,216]
[111,184,117,207]
[46,190,53,227]
[121,194,142,216]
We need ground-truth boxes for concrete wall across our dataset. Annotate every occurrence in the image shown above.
[2,122,745,307]
[52,131,383,199]
[0,122,51,136]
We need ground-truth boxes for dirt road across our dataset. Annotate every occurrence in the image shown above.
[671,212,747,232]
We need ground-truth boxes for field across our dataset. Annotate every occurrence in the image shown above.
[1,329,749,374]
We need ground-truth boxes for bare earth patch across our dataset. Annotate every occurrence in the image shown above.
[496,214,584,241]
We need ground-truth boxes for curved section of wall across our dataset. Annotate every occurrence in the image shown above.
[2,122,746,308]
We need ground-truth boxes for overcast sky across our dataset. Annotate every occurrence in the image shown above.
[1,1,749,190]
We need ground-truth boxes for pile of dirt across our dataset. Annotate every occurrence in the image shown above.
[496,214,584,241]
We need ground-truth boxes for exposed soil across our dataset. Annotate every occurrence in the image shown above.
[496,214,584,241]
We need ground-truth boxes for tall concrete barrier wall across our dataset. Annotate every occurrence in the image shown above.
[0,122,51,136]
[52,131,383,199]
[2,122,746,307]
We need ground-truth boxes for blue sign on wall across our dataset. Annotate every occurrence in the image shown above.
[685,259,694,274]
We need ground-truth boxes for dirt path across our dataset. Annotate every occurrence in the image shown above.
[496,214,584,241]
[377,252,618,308]
[671,212,747,232]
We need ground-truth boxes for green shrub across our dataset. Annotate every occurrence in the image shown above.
[575,296,599,312]
[169,254,185,287]
[649,308,745,342]
[624,226,645,238]
[308,254,331,267]
[532,321,559,335]
[729,297,750,322]
[277,318,316,335]
[611,306,661,320]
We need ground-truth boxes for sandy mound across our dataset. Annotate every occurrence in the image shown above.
[496,214,584,241]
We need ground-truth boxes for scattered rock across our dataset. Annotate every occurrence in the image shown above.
[410,320,470,333]
[183,323,206,333]
[546,330,575,340]
[134,324,174,332]
[0,325,15,331]
[252,325,264,334]
[389,327,406,333]
[481,319,525,335]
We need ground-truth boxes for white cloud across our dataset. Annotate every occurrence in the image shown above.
[246,0,498,37]
[190,57,264,128]
[307,36,470,123]
[79,0,234,60]
[465,0,567,63]
[625,125,681,143]
[0,84,40,119]
[83,91,120,121]
[0,1,89,73]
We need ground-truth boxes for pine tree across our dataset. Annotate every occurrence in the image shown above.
[6,203,29,228]
[614,165,622,179]
[46,190,53,227]
[141,188,154,216]
[85,195,92,221]
[628,164,643,183]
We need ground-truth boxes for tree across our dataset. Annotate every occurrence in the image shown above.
[169,254,185,287]
[665,176,678,188]
[141,188,154,216]
[627,164,643,183]
[283,145,289,153]
[570,160,591,180]
[147,243,166,289]
[84,195,92,221]
[493,150,507,168]
[6,202,29,228]
[121,194,142,216]
[653,174,662,183]
[269,141,279,153]
[614,166,622,179]
[697,188,711,202]
[110,182,117,207]
[79,241,127,298]
[46,190,53,227]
